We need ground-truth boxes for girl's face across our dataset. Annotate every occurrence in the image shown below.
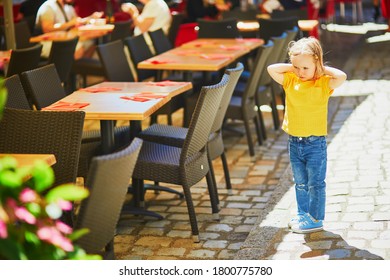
[290,54,317,81]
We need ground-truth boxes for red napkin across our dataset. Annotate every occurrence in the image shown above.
[147,60,173,64]
[200,54,231,60]
[121,92,168,102]
[42,101,90,111]
[79,87,122,93]
[148,80,186,86]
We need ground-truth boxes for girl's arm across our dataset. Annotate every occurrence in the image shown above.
[324,66,347,89]
[267,63,294,85]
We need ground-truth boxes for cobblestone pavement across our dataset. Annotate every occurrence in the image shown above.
[236,32,390,260]
[82,20,390,260]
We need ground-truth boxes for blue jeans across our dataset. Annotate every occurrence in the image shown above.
[288,135,327,221]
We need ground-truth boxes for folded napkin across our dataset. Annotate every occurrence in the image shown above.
[79,87,122,93]
[200,54,231,60]
[121,92,168,102]
[42,101,90,111]
[148,80,186,87]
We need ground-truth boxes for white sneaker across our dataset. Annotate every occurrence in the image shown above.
[288,215,304,228]
[291,214,323,234]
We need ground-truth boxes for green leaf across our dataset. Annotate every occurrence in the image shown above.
[68,228,90,241]
[0,83,7,119]
[0,156,18,172]
[26,202,41,216]
[31,161,55,192]
[25,231,41,246]
[45,184,89,203]
[0,169,22,188]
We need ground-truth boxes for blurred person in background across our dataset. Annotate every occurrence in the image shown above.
[35,0,103,59]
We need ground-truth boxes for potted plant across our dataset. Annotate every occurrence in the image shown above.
[0,78,101,260]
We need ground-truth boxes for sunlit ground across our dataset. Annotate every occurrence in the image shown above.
[324,22,388,34]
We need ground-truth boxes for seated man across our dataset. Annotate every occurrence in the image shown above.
[36,0,103,59]
[121,0,171,46]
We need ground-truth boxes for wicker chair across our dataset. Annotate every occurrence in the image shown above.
[74,138,142,259]
[258,17,299,43]
[148,28,173,55]
[238,33,287,132]
[138,63,244,199]
[124,34,187,126]
[42,36,79,92]
[224,42,274,157]
[3,74,32,110]
[20,64,131,179]
[132,75,229,242]
[5,43,42,77]
[197,18,240,39]
[124,34,157,82]
[108,20,133,42]
[96,40,135,82]
[0,108,84,191]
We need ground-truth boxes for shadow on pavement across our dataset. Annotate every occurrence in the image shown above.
[302,231,384,260]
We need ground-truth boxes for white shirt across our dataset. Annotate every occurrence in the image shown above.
[35,0,77,29]
[133,0,171,36]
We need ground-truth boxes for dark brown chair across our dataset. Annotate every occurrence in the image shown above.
[3,74,32,110]
[258,17,299,43]
[0,108,85,187]
[96,40,135,82]
[124,34,186,125]
[197,18,240,38]
[5,43,42,77]
[124,34,157,82]
[148,28,173,55]
[108,20,133,42]
[74,138,142,259]
[43,36,79,92]
[224,42,274,157]
[132,75,229,242]
[138,63,244,199]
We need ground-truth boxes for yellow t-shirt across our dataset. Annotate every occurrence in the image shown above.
[282,72,334,137]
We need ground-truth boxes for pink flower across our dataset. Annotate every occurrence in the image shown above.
[57,200,72,211]
[19,188,37,203]
[14,207,36,224]
[0,219,8,238]
[37,226,74,252]
[55,221,73,234]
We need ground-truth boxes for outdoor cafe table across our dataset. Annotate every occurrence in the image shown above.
[29,24,115,43]
[43,81,192,219]
[42,81,192,154]
[0,153,56,168]
[138,38,264,73]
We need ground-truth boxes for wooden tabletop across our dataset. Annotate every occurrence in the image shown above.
[30,24,114,43]
[44,81,192,121]
[0,154,56,167]
[138,38,263,72]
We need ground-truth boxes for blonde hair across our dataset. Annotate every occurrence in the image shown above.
[288,37,325,79]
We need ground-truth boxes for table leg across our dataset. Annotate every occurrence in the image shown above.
[100,120,116,154]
